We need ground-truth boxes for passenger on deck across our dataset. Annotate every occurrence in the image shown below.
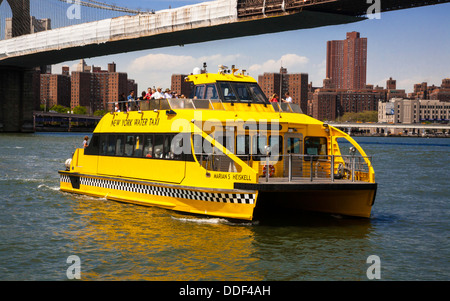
[151,87,164,99]
[284,92,292,103]
[145,88,152,99]
[83,136,89,148]
[270,94,279,102]
[127,90,137,111]
[139,91,147,100]
[164,88,173,99]
[118,93,126,112]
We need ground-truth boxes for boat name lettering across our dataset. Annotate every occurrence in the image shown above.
[213,173,252,181]
[110,118,160,127]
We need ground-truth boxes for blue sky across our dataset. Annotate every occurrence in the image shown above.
[47,0,449,93]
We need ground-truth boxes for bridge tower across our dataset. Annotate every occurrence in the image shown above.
[1,0,31,38]
[0,0,34,132]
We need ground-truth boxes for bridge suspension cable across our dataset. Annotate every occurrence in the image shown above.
[54,0,147,14]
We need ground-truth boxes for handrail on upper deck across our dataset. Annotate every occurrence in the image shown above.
[109,98,304,113]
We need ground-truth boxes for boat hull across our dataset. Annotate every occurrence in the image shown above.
[236,181,377,218]
[59,172,257,221]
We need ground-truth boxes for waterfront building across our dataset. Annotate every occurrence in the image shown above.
[326,32,367,90]
[40,71,71,109]
[408,79,450,102]
[428,78,450,102]
[70,61,137,113]
[378,98,450,124]
[171,74,193,97]
[308,77,385,121]
[258,68,309,113]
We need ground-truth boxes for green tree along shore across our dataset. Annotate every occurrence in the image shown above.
[335,111,378,123]
[40,104,107,116]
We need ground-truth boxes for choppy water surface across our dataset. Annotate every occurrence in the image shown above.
[0,133,448,280]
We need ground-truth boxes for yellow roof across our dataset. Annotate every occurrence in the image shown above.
[185,70,257,85]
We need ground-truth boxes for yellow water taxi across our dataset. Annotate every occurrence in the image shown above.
[59,65,376,221]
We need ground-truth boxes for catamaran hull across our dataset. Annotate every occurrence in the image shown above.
[59,172,257,221]
[60,172,376,221]
[237,182,377,218]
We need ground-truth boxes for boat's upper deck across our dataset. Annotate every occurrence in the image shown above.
[128,66,304,114]
[140,96,304,114]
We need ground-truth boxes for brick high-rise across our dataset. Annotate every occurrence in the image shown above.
[70,61,137,113]
[40,71,71,109]
[171,74,193,97]
[258,68,309,113]
[326,32,367,90]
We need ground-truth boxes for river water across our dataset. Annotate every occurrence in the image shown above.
[0,133,448,281]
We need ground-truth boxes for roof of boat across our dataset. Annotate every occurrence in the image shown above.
[185,67,257,85]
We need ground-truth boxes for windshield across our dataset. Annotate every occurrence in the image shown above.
[218,81,268,104]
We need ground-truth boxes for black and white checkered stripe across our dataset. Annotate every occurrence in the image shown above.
[60,174,70,183]
[60,174,255,204]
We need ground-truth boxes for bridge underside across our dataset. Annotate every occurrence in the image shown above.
[246,0,450,17]
[1,10,363,68]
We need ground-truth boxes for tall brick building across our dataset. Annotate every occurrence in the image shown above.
[409,78,450,102]
[70,61,137,113]
[40,72,71,109]
[171,74,193,97]
[258,68,309,113]
[39,61,137,114]
[326,32,367,90]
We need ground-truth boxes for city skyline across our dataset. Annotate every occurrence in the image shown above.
[41,1,450,94]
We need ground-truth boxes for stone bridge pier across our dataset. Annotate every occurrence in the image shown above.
[0,67,35,132]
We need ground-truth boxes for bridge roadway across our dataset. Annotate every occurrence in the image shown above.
[1,0,449,67]
[0,0,364,68]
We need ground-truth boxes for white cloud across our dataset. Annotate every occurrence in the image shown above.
[248,54,309,75]
[126,52,242,90]
[128,53,197,73]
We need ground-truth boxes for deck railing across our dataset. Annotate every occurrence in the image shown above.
[196,153,373,183]
[110,98,304,113]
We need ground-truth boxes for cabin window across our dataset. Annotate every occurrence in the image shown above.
[106,135,116,156]
[252,135,282,161]
[287,137,301,154]
[236,135,250,155]
[214,134,234,154]
[143,135,153,158]
[247,84,267,103]
[205,84,219,100]
[194,85,205,99]
[115,135,124,156]
[99,135,108,156]
[236,134,250,162]
[163,135,172,159]
[154,135,164,159]
[234,83,252,102]
[86,133,194,161]
[124,135,134,157]
[133,135,144,157]
[252,135,266,161]
[84,134,99,155]
[304,137,327,160]
[219,82,237,102]
[171,133,193,161]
